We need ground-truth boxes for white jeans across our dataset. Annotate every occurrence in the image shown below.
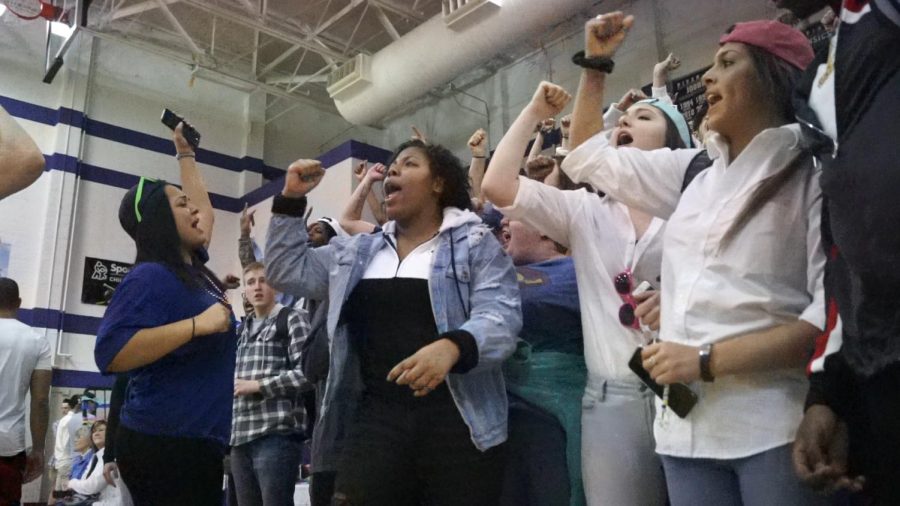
[581,375,667,506]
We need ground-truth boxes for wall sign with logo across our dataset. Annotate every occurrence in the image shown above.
[81,257,132,306]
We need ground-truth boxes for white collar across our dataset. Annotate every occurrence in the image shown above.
[380,207,483,238]
[705,124,802,166]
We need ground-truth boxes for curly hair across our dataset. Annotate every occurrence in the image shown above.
[390,139,473,211]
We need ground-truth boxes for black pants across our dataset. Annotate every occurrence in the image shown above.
[333,394,506,506]
[498,398,569,506]
[847,362,900,505]
[116,425,224,506]
[309,471,337,506]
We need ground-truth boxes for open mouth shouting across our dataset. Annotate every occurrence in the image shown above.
[705,91,722,109]
[614,130,635,147]
[384,178,402,203]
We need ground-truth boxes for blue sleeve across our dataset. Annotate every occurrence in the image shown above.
[94,264,172,373]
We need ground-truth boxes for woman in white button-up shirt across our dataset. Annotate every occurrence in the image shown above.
[562,12,827,506]
[483,72,694,504]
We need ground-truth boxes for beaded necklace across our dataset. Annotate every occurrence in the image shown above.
[199,270,230,307]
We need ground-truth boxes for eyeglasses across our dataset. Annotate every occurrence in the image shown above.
[614,270,640,329]
[134,176,158,223]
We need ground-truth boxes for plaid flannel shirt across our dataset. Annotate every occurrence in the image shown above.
[231,304,311,446]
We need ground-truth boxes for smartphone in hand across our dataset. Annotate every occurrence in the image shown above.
[628,347,698,418]
[161,109,201,149]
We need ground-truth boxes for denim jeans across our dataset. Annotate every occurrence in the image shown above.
[231,433,304,506]
[581,375,667,506]
[661,444,828,506]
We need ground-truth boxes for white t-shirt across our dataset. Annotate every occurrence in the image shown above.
[0,317,52,456]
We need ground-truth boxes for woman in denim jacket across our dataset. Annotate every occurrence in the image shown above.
[265,139,522,506]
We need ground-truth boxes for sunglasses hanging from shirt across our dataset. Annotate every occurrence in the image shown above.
[615,270,699,418]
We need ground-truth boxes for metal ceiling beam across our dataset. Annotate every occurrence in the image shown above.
[313,0,365,36]
[257,44,300,77]
[372,5,401,40]
[110,0,180,20]
[81,27,337,112]
[178,0,349,62]
[234,0,257,15]
[342,1,369,54]
[288,63,332,92]
[154,0,204,54]
[265,74,329,85]
[368,0,424,22]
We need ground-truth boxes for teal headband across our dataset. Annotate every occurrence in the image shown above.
[634,98,693,148]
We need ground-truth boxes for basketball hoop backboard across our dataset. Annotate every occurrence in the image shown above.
[42,0,90,83]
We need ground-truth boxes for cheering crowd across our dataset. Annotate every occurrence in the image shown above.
[2,0,899,505]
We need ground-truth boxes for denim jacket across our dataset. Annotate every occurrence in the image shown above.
[265,206,521,458]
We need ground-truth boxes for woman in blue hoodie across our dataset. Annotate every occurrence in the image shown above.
[265,139,521,506]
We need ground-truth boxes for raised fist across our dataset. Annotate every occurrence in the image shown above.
[366,163,387,182]
[654,53,681,83]
[616,88,647,112]
[468,128,488,157]
[585,11,634,58]
[354,161,367,182]
[527,82,572,120]
[283,159,325,198]
[240,203,255,238]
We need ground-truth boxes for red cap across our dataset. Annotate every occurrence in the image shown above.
[719,20,814,70]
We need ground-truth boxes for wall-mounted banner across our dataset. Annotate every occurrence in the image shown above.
[642,65,712,129]
[81,257,132,306]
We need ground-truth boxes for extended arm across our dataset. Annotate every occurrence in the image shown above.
[174,122,214,248]
[0,105,45,199]
[467,128,488,201]
[482,82,571,208]
[339,162,386,235]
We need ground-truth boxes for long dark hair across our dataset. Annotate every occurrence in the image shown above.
[127,184,222,290]
[743,44,801,125]
[391,139,473,211]
[718,42,808,250]
[661,113,688,150]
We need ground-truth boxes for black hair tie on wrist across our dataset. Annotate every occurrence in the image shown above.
[571,51,615,73]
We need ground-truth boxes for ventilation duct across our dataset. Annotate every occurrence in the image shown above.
[442,0,502,30]
[327,53,373,98]
[332,0,596,125]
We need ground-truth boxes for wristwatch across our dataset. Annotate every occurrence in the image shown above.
[699,344,715,382]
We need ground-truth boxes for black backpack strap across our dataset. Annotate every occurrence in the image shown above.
[681,150,713,193]
[300,301,330,384]
[275,306,291,343]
